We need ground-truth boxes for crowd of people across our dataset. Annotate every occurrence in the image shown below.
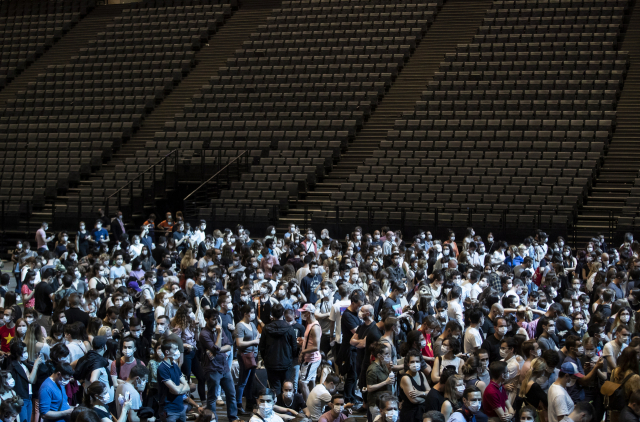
[1,209,640,422]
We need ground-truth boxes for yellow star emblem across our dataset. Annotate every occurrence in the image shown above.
[4,333,13,344]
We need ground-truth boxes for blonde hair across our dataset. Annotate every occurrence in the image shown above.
[519,358,547,398]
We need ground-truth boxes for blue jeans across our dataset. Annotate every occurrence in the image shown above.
[206,371,237,421]
[235,354,256,410]
[215,351,233,398]
[20,398,32,422]
[159,409,186,422]
[287,364,300,393]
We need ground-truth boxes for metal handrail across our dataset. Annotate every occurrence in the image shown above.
[183,150,249,201]
[105,149,179,201]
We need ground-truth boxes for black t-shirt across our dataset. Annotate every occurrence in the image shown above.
[423,387,446,412]
[341,308,362,347]
[276,393,306,412]
[34,282,54,316]
[482,317,494,338]
[481,334,503,363]
[355,322,375,369]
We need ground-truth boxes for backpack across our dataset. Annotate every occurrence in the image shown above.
[601,372,634,410]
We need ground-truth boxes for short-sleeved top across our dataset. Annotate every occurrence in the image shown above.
[306,383,332,421]
[92,228,109,243]
[139,285,155,314]
[602,340,623,373]
[538,336,558,352]
[329,299,351,344]
[482,381,508,417]
[318,411,349,422]
[548,383,574,422]
[34,282,55,316]
[464,326,483,354]
[340,307,361,347]
[111,358,146,380]
[234,321,258,354]
[110,266,127,280]
[115,382,142,420]
[276,393,306,412]
[481,334,503,363]
[39,377,70,422]
[366,361,391,407]
[157,360,184,412]
[0,325,15,353]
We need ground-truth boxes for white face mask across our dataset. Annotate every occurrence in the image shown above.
[384,410,398,422]
[173,350,181,360]
[410,363,421,373]
[7,378,16,388]
[441,346,449,354]
[420,340,427,348]
[60,317,67,325]
[499,349,508,358]
[123,349,134,358]
[547,327,555,334]
[621,315,630,323]
[334,405,344,414]
[21,351,28,361]
[566,378,576,387]
[3,316,11,323]
[59,378,70,386]
[283,391,293,399]
[455,385,465,395]
[17,327,27,335]
[468,400,482,413]
[259,402,274,418]
[497,327,508,336]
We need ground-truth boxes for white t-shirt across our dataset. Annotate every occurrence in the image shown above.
[250,414,283,422]
[329,299,351,343]
[464,326,483,354]
[602,340,624,373]
[447,300,464,328]
[548,383,574,422]
[469,283,483,300]
[306,384,332,421]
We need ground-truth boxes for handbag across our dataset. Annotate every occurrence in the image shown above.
[239,322,257,369]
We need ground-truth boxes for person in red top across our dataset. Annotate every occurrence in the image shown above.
[0,307,16,353]
[482,360,515,422]
[421,317,439,362]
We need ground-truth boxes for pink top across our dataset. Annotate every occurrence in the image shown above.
[36,228,48,249]
[304,321,321,363]
[21,284,34,308]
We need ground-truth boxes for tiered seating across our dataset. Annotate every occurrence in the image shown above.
[313,0,629,229]
[0,0,234,215]
[153,0,443,221]
[0,0,95,90]
[617,169,640,229]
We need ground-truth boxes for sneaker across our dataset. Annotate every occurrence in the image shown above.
[216,396,225,406]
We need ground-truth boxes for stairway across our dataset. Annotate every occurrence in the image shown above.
[0,4,127,107]
[279,0,495,229]
[571,0,640,245]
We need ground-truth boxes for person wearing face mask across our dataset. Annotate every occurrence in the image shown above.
[318,395,350,422]
[249,388,284,422]
[365,342,396,420]
[603,324,631,374]
[306,373,340,421]
[441,375,466,421]
[481,317,508,363]
[64,293,89,329]
[300,229,318,256]
[313,281,335,356]
[0,308,16,353]
[563,336,605,404]
[8,341,40,422]
[548,363,586,422]
[39,362,76,422]
[156,340,190,422]
[449,387,487,422]
[480,361,515,422]
[273,381,306,418]
[85,380,132,422]
[110,254,127,283]
[234,304,261,414]
[301,261,323,304]
[537,317,559,352]
[90,220,110,248]
[111,337,145,387]
[461,354,489,394]
[432,337,464,385]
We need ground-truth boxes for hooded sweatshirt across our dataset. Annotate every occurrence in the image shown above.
[258,319,297,371]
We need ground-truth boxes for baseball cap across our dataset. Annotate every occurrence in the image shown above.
[92,336,108,350]
[560,362,584,377]
[298,303,316,313]
[127,281,142,292]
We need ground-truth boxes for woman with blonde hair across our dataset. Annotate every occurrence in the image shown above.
[586,262,603,292]
[515,358,548,422]
[441,374,465,421]
[180,249,197,271]
[460,355,487,394]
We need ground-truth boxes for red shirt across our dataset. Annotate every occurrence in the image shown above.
[422,332,434,358]
[0,325,16,353]
[482,380,508,417]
